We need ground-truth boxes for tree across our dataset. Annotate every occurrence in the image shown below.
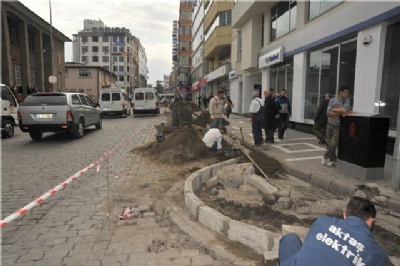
[155,80,164,94]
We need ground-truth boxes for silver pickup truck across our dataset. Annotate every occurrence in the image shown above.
[18,92,102,140]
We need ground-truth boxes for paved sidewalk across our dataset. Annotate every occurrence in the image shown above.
[225,114,400,213]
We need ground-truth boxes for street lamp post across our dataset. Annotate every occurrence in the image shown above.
[49,0,54,92]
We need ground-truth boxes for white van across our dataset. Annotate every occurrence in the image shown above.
[99,88,131,117]
[159,93,175,104]
[131,87,159,117]
[1,84,19,138]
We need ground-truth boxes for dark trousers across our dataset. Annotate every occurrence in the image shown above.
[252,118,263,145]
[210,141,218,152]
[313,123,327,141]
[265,129,275,143]
[279,233,302,264]
[278,113,290,139]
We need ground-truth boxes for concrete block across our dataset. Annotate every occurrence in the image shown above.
[200,168,212,184]
[228,220,275,254]
[329,181,355,197]
[274,190,290,197]
[276,197,292,210]
[184,192,204,219]
[309,174,332,191]
[389,256,400,266]
[143,212,155,218]
[373,196,388,207]
[281,163,311,182]
[211,163,223,177]
[206,176,219,187]
[245,174,279,194]
[353,189,368,199]
[295,202,311,214]
[184,180,193,193]
[244,166,255,179]
[263,250,278,263]
[189,173,201,192]
[263,195,277,205]
[198,205,229,235]
[240,184,261,196]
[387,199,400,213]
[282,225,309,241]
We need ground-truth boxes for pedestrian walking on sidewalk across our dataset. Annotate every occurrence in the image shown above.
[277,89,291,140]
[264,89,280,143]
[202,126,226,152]
[322,86,353,167]
[249,91,265,146]
[203,95,208,109]
[279,196,387,266]
[313,93,332,145]
[224,96,234,119]
[209,90,225,128]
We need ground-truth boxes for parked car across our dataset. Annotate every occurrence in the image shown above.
[1,83,19,138]
[131,87,159,117]
[18,92,102,140]
[99,88,131,117]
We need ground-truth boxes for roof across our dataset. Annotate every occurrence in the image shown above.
[4,1,71,42]
[65,63,117,77]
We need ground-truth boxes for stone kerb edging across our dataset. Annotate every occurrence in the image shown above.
[184,158,281,256]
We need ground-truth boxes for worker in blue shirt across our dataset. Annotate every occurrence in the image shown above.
[279,196,387,266]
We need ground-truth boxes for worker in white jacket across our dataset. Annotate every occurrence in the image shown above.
[202,126,226,152]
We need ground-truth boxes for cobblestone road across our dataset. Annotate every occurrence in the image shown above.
[1,115,221,265]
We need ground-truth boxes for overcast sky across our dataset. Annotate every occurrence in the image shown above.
[19,0,179,85]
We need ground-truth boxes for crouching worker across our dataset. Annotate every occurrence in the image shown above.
[202,126,226,152]
[279,196,387,266]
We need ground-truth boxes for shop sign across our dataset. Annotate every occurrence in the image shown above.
[199,78,207,89]
[229,70,237,80]
[259,47,284,69]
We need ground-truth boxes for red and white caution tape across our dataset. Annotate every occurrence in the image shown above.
[0,116,158,227]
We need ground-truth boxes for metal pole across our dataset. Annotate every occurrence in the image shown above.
[391,102,400,189]
[49,0,54,92]
[106,155,111,230]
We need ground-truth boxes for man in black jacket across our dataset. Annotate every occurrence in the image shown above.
[313,93,332,144]
[277,89,291,140]
[264,89,281,143]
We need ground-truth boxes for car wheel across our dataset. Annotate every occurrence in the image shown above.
[2,119,14,138]
[29,132,42,140]
[95,116,102,129]
[73,119,85,139]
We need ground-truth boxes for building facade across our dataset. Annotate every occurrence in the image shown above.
[203,0,232,98]
[231,1,400,137]
[138,41,148,87]
[64,63,117,102]
[72,19,147,95]
[171,20,179,92]
[1,1,70,93]
[190,0,205,102]
[177,1,193,100]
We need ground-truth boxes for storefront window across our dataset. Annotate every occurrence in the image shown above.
[380,21,400,130]
[305,39,356,120]
[269,58,294,102]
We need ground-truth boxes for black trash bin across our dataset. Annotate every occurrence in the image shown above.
[338,113,390,180]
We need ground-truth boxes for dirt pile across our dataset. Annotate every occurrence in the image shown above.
[249,150,285,178]
[193,111,230,128]
[133,126,211,164]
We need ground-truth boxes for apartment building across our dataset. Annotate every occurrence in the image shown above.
[231,1,400,138]
[190,0,205,101]
[203,0,233,97]
[171,20,179,91]
[177,0,194,100]
[64,63,117,102]
[138,42,148,87]
[72,19,147,95]
[1,1,70,92]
